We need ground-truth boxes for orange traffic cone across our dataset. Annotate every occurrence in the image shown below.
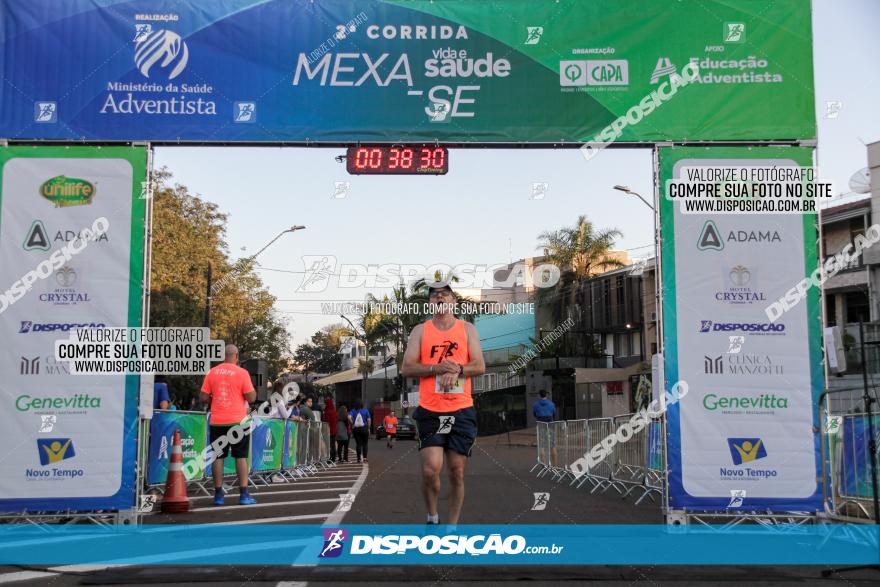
[161,429,190,514]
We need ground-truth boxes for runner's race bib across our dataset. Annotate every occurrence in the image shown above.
[435,376,464,394]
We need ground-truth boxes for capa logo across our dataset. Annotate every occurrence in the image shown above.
[135,29,189,80]
[728,438,767,465]
[37,438,76,465]
[40,176,94,207]
[319,528,347,558]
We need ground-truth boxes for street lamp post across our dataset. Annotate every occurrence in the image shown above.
[340,314,368,406]
[613,185,654,210]
[204,225,306,330]
[613,184,661,359]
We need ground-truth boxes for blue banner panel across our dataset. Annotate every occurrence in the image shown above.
[0,525,877,565]
[147,411,207,485]
[0,0,815,143]
[841,415,880,499]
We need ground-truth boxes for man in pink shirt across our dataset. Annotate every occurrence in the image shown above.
[200,344,257,505]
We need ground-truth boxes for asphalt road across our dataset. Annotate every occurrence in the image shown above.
[0,436,877,585]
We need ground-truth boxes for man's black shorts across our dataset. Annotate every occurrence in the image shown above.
[209,424,249,460]
[413,406,478,457]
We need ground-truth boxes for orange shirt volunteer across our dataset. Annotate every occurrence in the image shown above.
[201,363,255,425]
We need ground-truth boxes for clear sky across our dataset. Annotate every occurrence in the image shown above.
[153,0,880,347]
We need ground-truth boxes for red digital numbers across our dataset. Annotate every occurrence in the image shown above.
[347,146,448,175]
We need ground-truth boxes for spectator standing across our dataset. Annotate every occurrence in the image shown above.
[324,394,338,463]
[153,375,170,410]
[350,402,371,464]
[533,390,556,423]
[200,344,257,506]
[533,390,558,466]
[299,397,315,421]
[336,404,350,462]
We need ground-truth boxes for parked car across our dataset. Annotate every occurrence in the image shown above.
[375,415,416,440]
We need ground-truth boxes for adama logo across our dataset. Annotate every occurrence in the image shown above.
[39,176,95,207]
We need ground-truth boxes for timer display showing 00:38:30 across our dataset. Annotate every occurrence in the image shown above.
[346,146,448,175]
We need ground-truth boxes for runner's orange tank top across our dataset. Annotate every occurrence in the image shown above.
[418,319,472,412]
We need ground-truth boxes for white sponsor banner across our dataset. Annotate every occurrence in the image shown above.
[0,151,141,504]
[663,153,821,508]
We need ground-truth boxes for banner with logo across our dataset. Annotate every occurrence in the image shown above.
[659,146,823,511]
[841,415,880,499]
[0,146,147,512]
[1,0,814,143]
[147,411,208,485]
[284,420,299,469]
[251,418,284,473]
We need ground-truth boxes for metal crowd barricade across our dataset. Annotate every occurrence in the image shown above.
[564,419,589,482]
[576,418,621,494]
[819,387,880,522]
[639,418,665,505]
[530,421,552,477]
[532,413,666,505]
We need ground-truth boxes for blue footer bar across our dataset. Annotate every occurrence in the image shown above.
[0,525,878,565]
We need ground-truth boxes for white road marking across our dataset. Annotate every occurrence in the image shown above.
[190,497,339,513]
[190,486,352,500]
[324,463,369,526]
[208,512,332,525]
[0,571,56,584]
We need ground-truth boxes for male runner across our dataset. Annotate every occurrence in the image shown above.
[383,410,398,449]
[401,284,485,524]
[200,344,257,505]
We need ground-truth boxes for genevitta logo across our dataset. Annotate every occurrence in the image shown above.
[703,392,789,412]
[135,29,189,79]
[16,393,102,412]
[19,320,106,334]
[699,320,785,336]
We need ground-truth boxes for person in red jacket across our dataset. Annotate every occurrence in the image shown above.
[324,393,338,464]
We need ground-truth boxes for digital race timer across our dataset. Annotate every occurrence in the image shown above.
[346,146,448,175]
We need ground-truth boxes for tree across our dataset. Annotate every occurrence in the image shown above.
[293,324,345,376]
[536,215,624,354]
[148,168,292,401]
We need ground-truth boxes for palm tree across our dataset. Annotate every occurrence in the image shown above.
[536,215,624,355]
